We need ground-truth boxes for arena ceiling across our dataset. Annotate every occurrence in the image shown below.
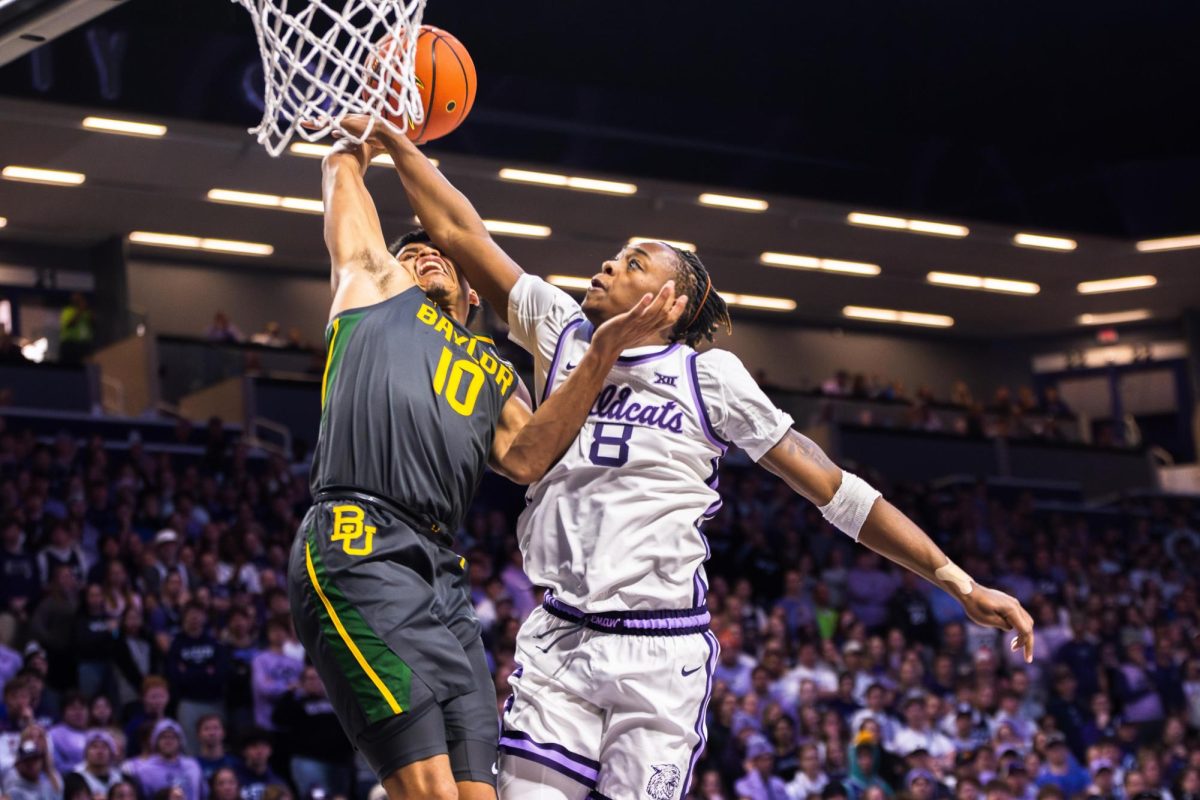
[0,95,1195,339]
[2,0,1200,242]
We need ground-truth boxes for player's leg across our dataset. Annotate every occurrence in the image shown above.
[497,609,604,800]
[380,755,458,799]
[440,637,500,800]
[590,630,719,800]
[287,507,470,800]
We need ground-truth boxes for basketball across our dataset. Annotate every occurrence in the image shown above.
[372,25,477,145]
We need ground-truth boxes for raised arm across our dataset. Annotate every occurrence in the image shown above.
[490,282,687,483]
[321,138,413,317]
[340,115,523,321]
[758,430,1036,661]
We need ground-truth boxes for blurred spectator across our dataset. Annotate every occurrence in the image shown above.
[58,294,94,366]
[194,714,238,784]
[1035,735,1090,797]
[165,603,229,754]
[845,733,892,799]
[786,743,829,799]
[122,677,170,758]
[71,730,122,797]
[205,313,244,344]
[272,665,352,798]
[31,563,79,691]
[250,323,286,348]
[123,719,202,800]
[209,767,240,800]
[736,734,790,799]
[251,615,303,731]
[3,734,60,800]
[47,691,88,774]
[233,729,286,800]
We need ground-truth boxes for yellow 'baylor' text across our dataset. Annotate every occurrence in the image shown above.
[417,303,514,396]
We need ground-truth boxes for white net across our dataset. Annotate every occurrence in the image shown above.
[232,0,429,156]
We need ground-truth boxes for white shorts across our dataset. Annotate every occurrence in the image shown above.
[498,597,720,800]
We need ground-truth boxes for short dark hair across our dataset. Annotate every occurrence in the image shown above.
[389,228,480,325]
[389,228,431,256]
[665,246,731,348]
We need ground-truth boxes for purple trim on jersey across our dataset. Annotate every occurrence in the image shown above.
[615,342,681,365]
[540,317,586,405]
[499,730,599,787]
[588,791,617,800]
[682,630,720,796]
[686,352,730,453]
[542,593,711,635]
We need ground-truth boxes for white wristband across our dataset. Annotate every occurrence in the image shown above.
[818,470,881,541]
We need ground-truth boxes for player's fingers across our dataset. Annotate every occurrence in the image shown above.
[666,295,689,324]
[647,280,676,316]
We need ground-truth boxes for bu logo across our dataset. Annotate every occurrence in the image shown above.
[653,373,677,387]
[646,763,681,800]
[331,505,376,556]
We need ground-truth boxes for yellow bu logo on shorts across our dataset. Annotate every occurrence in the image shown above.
[331,505,376,556]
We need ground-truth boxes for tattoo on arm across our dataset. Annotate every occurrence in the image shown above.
[782,430,838,472]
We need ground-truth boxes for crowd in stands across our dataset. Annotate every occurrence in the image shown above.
[0,412,1195,800]
[799,370,1086,443]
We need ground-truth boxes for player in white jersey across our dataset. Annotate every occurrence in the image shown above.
[350,116,1038,800]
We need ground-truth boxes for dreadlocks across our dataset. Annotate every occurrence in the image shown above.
[666,246,732,348]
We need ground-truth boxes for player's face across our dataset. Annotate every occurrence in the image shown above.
[398,242,479,323]
[583,241,678,324]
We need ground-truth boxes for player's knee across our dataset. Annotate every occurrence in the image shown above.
[383,768,459,800]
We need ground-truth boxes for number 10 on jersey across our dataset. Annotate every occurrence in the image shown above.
[432,346,485,416]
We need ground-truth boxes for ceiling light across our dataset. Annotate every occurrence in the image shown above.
[1077,310,1152,326]
[847,212,968,238]
[760,252,881,276]
[2,166,85,186]
[286,142,436,168]
[0,217,6,229]
[82,116,167,138]
[128,231,274,256]
[482,220,551,238]
[548,275,592,291]
[207,188,324,214]
[698,193,768,212]
[1013,232,1077,251]
[1135,234,1200,253]
[719,293,796,311]
[843,305,955,328]
[927,271,1039,295]
[499,168,636,195]
[628,237,697,252]
[1077,275,1158,294]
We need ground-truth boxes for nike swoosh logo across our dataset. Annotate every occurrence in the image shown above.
[565,362,577,371]
[681,665,703,677]
[491,762,498,776]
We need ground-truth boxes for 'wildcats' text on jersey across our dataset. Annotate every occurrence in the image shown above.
[507,275,794,613]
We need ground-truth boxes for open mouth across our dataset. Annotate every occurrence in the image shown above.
[589,278,605,291]
[417,256,447,279]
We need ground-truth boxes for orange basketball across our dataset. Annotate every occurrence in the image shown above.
[370,25,476,145]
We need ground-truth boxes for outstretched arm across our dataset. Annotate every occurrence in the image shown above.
[759,430,1036,661]
[321,138,413,317]
[341,115,523,321]
[490,282,687,483]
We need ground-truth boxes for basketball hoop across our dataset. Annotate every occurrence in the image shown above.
[231,0,429,156]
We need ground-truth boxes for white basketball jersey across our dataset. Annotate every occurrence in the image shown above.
[507,275,794,612]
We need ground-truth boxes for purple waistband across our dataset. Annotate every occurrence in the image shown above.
[543,593,711,636]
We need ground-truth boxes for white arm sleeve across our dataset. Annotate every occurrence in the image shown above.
[694,349,794,461]
[506,273,586,386]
